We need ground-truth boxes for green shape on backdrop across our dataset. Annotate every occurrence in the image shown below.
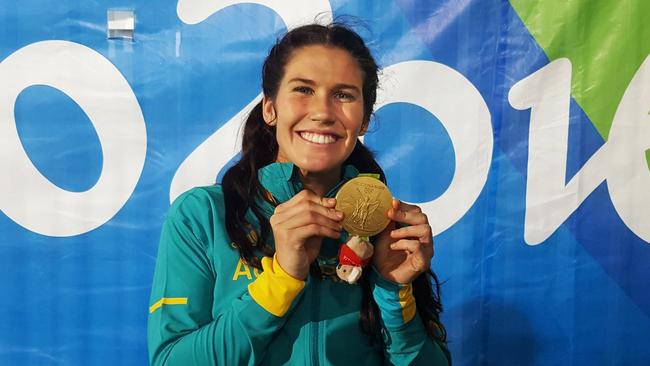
[509,0,650,142]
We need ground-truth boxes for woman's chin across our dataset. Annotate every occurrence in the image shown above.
[294,159,343,176]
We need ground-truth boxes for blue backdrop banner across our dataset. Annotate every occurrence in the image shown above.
[1,0,649,365]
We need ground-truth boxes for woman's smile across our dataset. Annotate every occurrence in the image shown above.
[296,131,341,145]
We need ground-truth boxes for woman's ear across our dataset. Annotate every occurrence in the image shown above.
[359,119,369,136]
[262,97,277,126]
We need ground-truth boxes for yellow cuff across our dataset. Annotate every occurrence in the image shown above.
[248,255,305,317]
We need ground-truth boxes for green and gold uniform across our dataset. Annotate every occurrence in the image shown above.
[148,162,450,365]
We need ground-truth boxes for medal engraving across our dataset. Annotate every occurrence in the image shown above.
[335,176,392,236]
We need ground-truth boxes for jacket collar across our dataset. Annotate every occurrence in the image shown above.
[256,162,359,216]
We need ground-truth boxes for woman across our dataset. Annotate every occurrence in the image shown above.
[148,23,450,365]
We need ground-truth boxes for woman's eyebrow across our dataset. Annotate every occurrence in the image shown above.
[287,77,315,85]
[287,78,360,93]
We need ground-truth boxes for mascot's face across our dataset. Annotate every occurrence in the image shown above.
[336,264,362,284]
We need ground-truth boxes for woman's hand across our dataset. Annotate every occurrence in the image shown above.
[270,190,343,280]
[373,199,434,284]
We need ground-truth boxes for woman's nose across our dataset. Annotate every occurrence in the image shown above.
[309,94,335,124]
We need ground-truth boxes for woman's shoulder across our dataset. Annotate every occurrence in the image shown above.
[166,185,225,223]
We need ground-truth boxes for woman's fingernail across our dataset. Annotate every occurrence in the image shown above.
[336,211,344,219]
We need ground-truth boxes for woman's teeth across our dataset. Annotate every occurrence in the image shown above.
[299,132,337,144]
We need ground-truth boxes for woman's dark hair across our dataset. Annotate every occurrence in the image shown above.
[221,22,446,343]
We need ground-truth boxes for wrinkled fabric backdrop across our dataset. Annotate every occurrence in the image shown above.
[1,0,649,365]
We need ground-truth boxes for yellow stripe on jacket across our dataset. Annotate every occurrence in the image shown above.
[149,297,188,314]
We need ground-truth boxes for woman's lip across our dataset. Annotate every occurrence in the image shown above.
[296,130,342,138]
[296,131,341,144]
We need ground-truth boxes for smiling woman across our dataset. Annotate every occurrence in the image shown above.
[263,45,367,196]
[148,22,450,366]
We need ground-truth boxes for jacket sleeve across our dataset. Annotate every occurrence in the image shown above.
[148,191,305,366]
[370,268,451,366]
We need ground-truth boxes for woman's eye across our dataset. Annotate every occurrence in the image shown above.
[334,91,355,101]
[294,86,313,94]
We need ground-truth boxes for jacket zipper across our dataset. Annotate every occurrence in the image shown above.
[307,172,348,365]
[310,272,320,366]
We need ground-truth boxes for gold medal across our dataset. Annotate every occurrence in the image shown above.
[335,176,392,237]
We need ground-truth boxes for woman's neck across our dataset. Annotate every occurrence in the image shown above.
[298,166,341,197]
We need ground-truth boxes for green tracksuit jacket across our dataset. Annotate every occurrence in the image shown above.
[148,162,450,365]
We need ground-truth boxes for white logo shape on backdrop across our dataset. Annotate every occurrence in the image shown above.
[177,0,332,27]
[0,41,147,237]
[376,61,493,235]
[509,56,650,245]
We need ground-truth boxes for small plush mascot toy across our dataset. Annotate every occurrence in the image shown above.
[336,236,374,284]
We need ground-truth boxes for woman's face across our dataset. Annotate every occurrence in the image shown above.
[263,45,367,176]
